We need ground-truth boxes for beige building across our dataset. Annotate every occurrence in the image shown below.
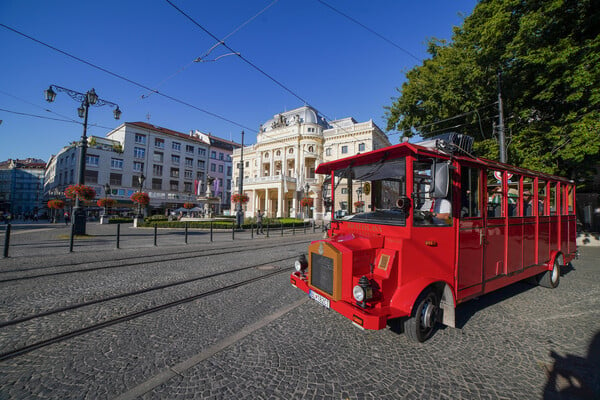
[231,106,391,221]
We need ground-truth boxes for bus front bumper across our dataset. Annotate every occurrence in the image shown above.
[290,272,390,330]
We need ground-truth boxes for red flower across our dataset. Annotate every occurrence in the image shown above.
[47,199,65,209]
[183,202,195,209]
[130,192,150,205]
[354,201,364,207]
[300,197,313,207]
[65,184,96,201]
[97,198,117,208]
[231,193,249,203]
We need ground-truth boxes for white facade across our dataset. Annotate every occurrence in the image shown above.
[44,122,218,213]
[231,106,391,220]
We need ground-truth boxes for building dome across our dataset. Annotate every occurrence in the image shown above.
[260,106,329,133]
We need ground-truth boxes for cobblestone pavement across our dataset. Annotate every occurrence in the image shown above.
[0,224,598,399]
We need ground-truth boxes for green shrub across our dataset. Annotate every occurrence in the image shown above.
[145,215,168,222]
[109,217,133,224]
[135,218,307,229]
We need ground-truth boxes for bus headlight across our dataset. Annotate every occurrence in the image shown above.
[353,276,373,308]
[353,285,365,302]
[294,254,308,273]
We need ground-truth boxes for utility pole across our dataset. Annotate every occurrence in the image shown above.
[236,130,245,228]
[497,69,507,163]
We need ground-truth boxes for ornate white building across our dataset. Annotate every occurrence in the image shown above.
[231,106,391,221]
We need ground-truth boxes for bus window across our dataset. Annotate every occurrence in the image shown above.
[561,185,569,216]
[413,159,452,226]
[568,185,575,215]
[523,177,534,216]
[508,174,521,217]
[460,166,480,218]
[538,180,547,216]
[487,170,503,217]
[332,158,407,225]
[549,183,557,215]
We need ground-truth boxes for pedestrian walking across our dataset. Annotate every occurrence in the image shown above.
[64,211,70,225]
[256,210,264,235]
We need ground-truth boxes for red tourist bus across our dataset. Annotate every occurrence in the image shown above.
[291,134,577,342]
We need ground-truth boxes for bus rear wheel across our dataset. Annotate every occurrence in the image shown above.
[404,289,439,343]
[538,257,561,289]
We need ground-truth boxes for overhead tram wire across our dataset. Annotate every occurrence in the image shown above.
[0,89,115,131]
[165,0,311,107]
[164,0,365,147]
[140,0,279,100]
[0,108,78,124]
[315,0,422,63]
[0,23,256,133]
[389,103,499,139]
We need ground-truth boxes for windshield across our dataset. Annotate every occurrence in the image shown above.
[325,158,407,226]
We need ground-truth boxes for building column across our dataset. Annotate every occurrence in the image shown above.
[277,181,283,218]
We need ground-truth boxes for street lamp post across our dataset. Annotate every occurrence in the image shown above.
[356,186,363,211]
[49,188,61,223]
[44,85,121,235]
[104,183,111,216]
[304,183,310,219]
[137,174,146,218]
[236,131,245,228]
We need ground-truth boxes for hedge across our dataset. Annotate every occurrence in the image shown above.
[135,218,307,229]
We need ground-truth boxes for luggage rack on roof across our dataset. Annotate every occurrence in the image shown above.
[416,132,474,156]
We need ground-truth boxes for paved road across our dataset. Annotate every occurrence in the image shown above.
[0,224,598,399]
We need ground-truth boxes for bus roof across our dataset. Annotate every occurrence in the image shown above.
[315,141,573,183]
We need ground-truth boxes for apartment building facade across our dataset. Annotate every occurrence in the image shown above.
[44,122,237,215]
[193,131,240,214]
[0,158,46,217]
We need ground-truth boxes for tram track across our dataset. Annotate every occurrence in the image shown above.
[0,238,313,282]
[0,254,298,328]
[0,256,296,362]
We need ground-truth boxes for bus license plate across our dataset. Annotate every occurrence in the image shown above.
[309,290,330,309]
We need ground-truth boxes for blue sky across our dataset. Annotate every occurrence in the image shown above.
[0,0,478,163]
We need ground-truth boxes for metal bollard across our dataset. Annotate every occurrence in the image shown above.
[3,223,11,258]
[210,221,213,242]
[185,222,189,244]
[281,222,284,237]
[232,223,235,240]
[154,224,157,246]
[116,223,121,249]
[313,221,315,233]
[304,221,306,234]
[293,222,295,235]
[251,222,254,239]
[266,222,270,238]
[69,223,75,253]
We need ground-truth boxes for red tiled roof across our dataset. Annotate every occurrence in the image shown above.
[124,122,241,148]
[126,122,200,142]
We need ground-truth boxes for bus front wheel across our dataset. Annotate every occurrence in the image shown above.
[404,289,439,343]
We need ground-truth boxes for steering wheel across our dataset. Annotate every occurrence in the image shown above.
[414,209,434,222]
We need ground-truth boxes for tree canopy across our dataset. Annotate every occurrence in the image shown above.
[385,0,599,186]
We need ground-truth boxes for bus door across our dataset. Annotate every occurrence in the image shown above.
[507,174,523,274]
[484,170,506,281]
[522,177,536,267]
[538,180,551,264]
[457,166,484,297]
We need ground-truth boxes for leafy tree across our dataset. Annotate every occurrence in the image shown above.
[386,0,600,186]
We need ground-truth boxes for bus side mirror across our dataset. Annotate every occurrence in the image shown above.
[432,162,449,198]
